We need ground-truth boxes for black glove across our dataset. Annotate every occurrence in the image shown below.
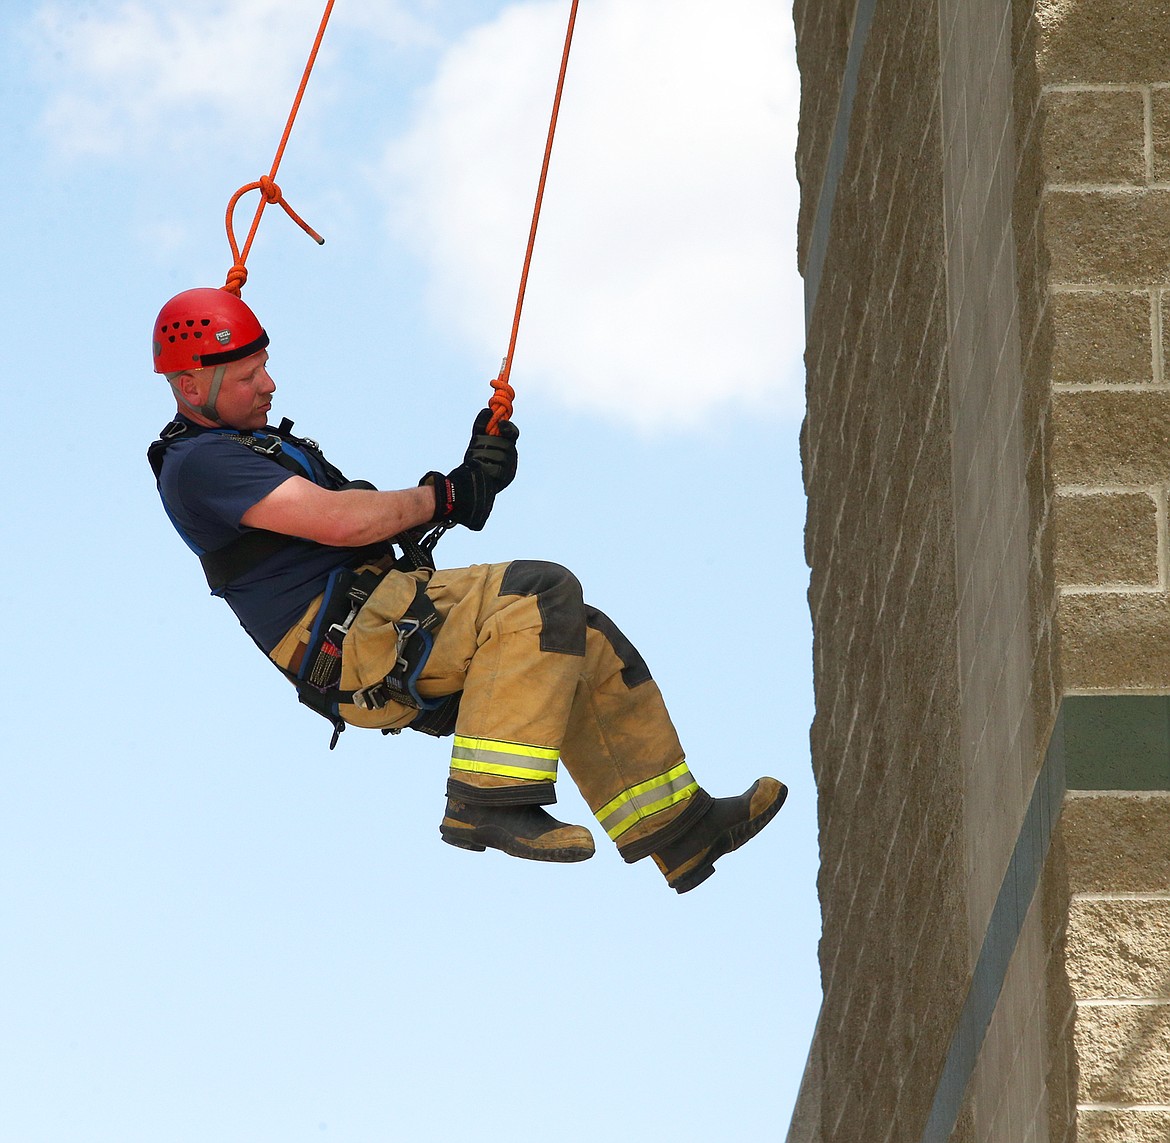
[421,463,496,531]
[463,408,519,490]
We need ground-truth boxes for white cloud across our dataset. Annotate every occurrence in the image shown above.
[381,0,804,430]
[28,0,434,157]
[26,0,805,431]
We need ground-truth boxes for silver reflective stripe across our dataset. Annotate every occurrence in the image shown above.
[450,736,559,783]
[597,762,698,840]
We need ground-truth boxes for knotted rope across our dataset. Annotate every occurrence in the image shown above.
[221,1,334,296]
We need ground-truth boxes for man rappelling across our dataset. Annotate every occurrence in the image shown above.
[146,287,786,892]
[145,0,785,892]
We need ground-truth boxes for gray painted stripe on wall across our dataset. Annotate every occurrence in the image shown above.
[802,0,878,333]
[920,713,1067,1143]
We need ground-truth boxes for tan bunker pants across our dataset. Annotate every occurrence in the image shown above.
[276,560,701,859]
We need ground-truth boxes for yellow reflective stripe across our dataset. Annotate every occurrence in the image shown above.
[597,761,693,819]
[450,736,559,783]
[597,762,698,840]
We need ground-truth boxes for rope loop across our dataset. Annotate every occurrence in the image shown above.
[217,0,335,295]
[222,176,326,294]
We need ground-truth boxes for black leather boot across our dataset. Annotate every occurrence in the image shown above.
[651,777,787,893]
[440,779,595,863]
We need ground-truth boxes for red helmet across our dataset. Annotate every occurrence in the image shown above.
[152,288,269,374]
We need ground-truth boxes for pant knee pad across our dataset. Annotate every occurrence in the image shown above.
[499,560,586,655]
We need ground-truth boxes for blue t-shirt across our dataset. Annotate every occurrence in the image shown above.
[157,422,363,651]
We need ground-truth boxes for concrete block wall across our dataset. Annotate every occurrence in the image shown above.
[792,0,1170,1137]
[1063,793,1170,1142]
[1041,1,1170,691]
[790,0,1072,1139]
[795,0,968,1137]
[1039,4,1170,1137]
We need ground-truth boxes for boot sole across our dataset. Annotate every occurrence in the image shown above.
[440,821,595,863]
[671,781,788,894]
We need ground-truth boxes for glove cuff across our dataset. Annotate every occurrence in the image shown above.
[420,470,455,522]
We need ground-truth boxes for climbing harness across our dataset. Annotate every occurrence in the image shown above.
[148,416,375,590]
[291,567,461,748]
[148,416,461,746]
[292,565,460,748]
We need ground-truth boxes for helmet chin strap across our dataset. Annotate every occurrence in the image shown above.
[167,365,228,425]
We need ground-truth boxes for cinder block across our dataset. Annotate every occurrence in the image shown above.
[1053,492,1158,586]
[1078,1109,1170,1143]
[1051,291,1152,385]
[1052,390,1170,484]
[1069,899,1170,999]
[1075,1001,1170,1102]
[1043,89,1146,184]
[1063,794,1170,894]
[1046,191,1170,286]
[1061,594,1170,690]
[1039,4,1170,84]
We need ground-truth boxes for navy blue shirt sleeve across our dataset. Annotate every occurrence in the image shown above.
[163,436,295,553]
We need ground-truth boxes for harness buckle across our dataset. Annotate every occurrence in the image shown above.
[326,590,368,646]
[251,434,283,457]
[352,680,392,712]
[326,620,352,646]
[393,617,421,670]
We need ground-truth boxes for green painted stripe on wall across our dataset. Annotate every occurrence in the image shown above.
[1064,695,1170,790]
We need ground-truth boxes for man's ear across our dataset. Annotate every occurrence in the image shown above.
[173,370,205,403]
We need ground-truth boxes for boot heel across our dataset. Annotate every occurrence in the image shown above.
[672,862,716,894]
[441,829,487,852]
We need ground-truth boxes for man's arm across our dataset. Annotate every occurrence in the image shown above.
[240,476,437,547]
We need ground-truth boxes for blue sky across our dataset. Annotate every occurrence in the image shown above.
[0,2,818,1139]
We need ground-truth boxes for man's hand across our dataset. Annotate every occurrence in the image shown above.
[463,408,519,490]
[420,409,519,531]
[421,463,496,531]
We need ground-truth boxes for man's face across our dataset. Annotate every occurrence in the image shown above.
[185,350,275,430]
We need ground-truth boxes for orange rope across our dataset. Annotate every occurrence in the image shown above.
[222,0,334,296]
[487,0,580,434]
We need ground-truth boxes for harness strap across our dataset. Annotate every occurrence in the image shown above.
[290,572,458,749]
[202,532,319,591]
[149,417,437,591]
[150,415,458,746]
